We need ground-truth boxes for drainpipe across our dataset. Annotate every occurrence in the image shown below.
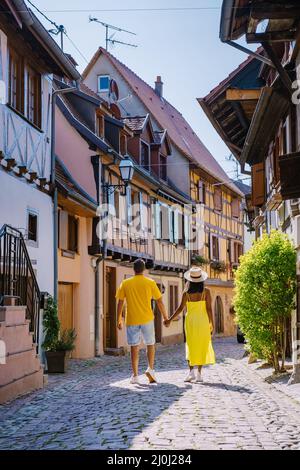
[224,40,275,68]
[91,153,103,356]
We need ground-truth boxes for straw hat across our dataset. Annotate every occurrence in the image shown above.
[184,266,208,283]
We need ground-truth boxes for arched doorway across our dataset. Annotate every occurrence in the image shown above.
[214,296,224,334]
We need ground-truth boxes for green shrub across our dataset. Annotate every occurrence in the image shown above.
[233,230,296,373]
[42,296,60,351]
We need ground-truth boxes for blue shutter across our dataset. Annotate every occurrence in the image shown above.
[155,202,161,239]
[184,214,189,249]
[126,185,132,225]
[139,192,145,231]
[168,207,174,243]
[174,209,179,244]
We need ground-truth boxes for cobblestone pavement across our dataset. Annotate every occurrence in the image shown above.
[1,338,300,450]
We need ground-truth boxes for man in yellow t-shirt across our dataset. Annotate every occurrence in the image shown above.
[116,258,169,385]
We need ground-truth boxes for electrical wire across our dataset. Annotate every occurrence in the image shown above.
[64,32,89,63]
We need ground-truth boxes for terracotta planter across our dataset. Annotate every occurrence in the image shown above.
[45,350,68,373]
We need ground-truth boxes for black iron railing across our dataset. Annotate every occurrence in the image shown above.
[0,224,41,345]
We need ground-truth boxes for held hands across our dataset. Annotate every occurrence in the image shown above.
[117,319,123,330]
[210,323,214,335]
[164,318,171,327]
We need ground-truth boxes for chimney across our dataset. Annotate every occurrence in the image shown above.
[155,76,163,98]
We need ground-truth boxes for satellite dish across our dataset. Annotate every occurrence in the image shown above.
[110,79,119,102]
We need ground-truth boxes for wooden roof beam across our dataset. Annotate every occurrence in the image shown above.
[251,2,300,20]
[226,89,261,101]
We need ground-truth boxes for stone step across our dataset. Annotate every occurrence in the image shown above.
[0,323,33,354]
[0,367,44,404]
[0,306,27,326]
[0,347,41,387]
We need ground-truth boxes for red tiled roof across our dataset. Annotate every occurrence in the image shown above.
[83,47,243,196]
[123,115,148,132]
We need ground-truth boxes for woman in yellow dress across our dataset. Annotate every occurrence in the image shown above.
[164,267,215,383]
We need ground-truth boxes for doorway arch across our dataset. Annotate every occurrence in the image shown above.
[214,296,224,334]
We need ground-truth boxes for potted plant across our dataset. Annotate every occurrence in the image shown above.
[42,296,76,373]
[210,260,227,272]
[191,254,209,267]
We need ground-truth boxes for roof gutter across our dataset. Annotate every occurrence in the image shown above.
[12,0,81,80]
[219,0,274,68]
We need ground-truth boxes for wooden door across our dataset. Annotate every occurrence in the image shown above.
[58,283,73,332]
[105,267,117,349]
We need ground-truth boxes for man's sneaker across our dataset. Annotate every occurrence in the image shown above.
[130,375,140,385]
[195,371,204,383]
[184,370,195,382]
[145,367,157,383]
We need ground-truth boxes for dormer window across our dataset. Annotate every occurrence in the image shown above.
[120,134,127,155]
[159,154,167,181]
[96,113,104,138]
[98,75,110,92]
[140,141,150,171]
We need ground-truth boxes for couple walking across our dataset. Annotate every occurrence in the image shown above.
[116,259,215,385]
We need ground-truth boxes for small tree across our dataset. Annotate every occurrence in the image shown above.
[42,296,60,351]
[234,230,296,373]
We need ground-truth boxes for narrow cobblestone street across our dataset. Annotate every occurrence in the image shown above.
[1,338,300,451]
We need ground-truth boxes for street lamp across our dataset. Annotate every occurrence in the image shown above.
[103,155,134,196]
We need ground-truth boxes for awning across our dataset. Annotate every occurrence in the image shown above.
[240,86,290,166]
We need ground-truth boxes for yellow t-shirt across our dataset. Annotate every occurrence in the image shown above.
[116,275,162,326]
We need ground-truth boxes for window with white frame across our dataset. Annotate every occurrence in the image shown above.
[98,75,110,92]
[27,209,38,246]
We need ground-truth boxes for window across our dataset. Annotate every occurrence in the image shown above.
[178,212,184,245]
[8,48,23,113]
[26,66,41,127]
[96,114,104,138]
[198,180,206,204]
[231,197,240,219]
[161,204,169,240]
[8,47,42,127]
[233,242,243,264]
[169,284,179,317]
[213,188,222,212]
[211,235,219,260]
[141,141,150,171]
[27,211,38,243]
[159,154,167,181]
[68,215,78,252]
[120,134,127,155]
[98,75,110,92]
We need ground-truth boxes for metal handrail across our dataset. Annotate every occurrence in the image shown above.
[0,224,41,345]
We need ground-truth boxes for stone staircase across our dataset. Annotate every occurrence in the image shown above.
[0,306,44,404]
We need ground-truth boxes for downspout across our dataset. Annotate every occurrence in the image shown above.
[91,153,103,356]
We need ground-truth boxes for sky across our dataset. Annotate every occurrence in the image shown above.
[25,0,254,181]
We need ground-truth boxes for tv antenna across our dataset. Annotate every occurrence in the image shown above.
[226,153,240,180]
[89,16,137,50]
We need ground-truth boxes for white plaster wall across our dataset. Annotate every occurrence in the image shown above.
[84,54,190,194]
[0,170,54,294]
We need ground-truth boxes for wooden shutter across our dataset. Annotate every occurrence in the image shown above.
[251,162,266,207]
[214,188,222,211]
[231,197,240,218]
[59,210,68,250]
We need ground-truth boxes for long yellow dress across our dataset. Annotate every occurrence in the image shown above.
[185,292,216,366]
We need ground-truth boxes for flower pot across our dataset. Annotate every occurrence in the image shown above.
[45,350,68,373]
